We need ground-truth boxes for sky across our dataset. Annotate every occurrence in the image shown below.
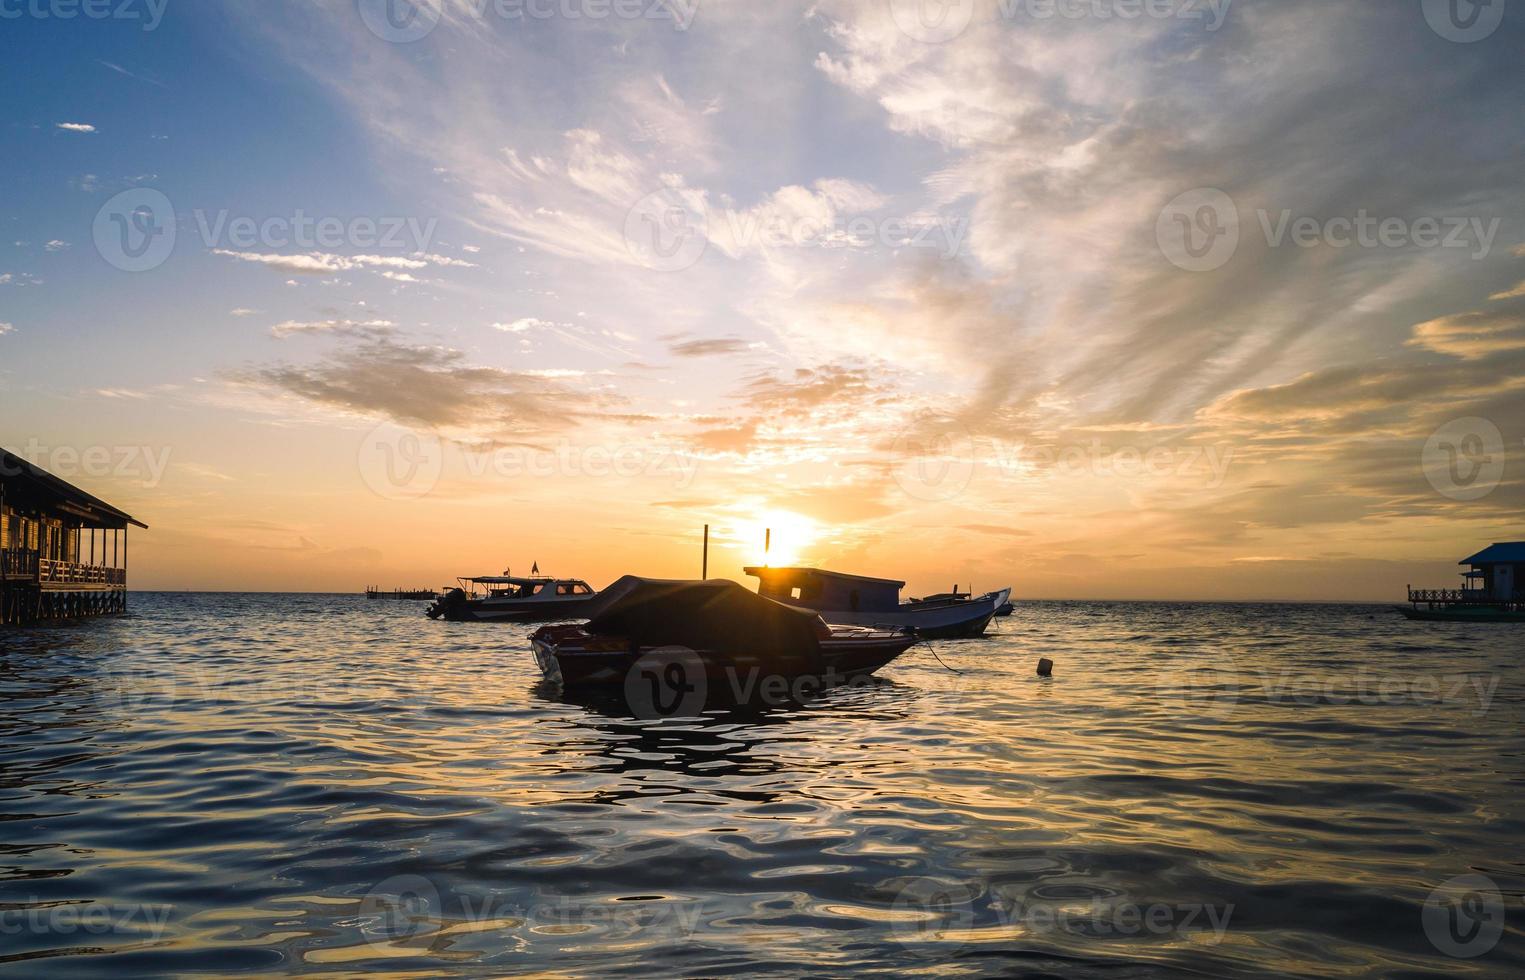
[1,0,1522,599]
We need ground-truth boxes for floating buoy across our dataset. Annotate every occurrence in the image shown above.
[1037,658,1053,677]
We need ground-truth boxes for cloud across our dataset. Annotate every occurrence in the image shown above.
[270,318,396,339]
[215,0,1525,587]
[0,322,12,336]
[1407,303,1525,360]
[494,317,561,333]
[669,338,751,358]
[229,307,260,317]
[56,122,96,133]
[237,332,620,436]
[212,250,462,276]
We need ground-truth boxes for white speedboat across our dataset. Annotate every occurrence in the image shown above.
[745,567,1010,639]
[427,574,597,622]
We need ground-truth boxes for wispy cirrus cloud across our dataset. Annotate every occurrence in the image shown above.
[212,250,475,276]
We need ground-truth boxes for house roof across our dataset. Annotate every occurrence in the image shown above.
[1460,542,1525,565]
[744,566,906,588]
[0,448,147,530]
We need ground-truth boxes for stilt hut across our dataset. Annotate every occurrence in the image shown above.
[1,448,147,625]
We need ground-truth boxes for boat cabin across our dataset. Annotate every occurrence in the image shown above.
[745,566,904,613]
[461,576,595,599]
[2,448,147,625]
[1459,542,1525,602]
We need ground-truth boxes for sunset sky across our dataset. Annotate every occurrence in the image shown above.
[2,0,1522,599]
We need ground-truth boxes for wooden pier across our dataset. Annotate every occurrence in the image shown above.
[365,586,441,601]
[2,449,145,626]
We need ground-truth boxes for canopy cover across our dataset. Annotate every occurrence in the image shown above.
[584,576,823,668]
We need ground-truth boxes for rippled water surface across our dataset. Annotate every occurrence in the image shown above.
[2,593,1522,977]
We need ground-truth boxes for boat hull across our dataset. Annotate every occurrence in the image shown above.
[820,607,994,639]
[1396,605,1525,623]
[430,594,596,622]
[531,625,917,691]
[768,587,1010,639]
[808,589,1008,639]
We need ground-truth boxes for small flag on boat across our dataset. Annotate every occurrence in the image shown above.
[531,561,540,575]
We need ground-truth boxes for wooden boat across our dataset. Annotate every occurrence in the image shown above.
[427,574,597,622]
[1400,542,1525,623]
[745,567,1010,639]
[530,576,917,690]
[1396,604,1525,623]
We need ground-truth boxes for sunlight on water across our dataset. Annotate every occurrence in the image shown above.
[0,594,1520,977]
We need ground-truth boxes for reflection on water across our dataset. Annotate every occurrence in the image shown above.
[0,594,1521,977]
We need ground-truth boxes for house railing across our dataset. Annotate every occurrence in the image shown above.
[37,558,126,588]
[1408,587,1522,608]
[2,549,39,579]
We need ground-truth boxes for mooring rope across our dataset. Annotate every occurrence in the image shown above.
[925,639,962,674]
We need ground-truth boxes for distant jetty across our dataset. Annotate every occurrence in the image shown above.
[365,587,440,601]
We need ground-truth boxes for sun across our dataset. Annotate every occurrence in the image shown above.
[734,509,819,568]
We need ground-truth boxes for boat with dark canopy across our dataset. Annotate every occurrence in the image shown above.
[531,576,918,689]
